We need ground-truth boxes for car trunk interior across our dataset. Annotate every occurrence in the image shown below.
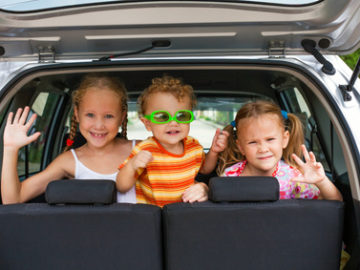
[0,61,358,267]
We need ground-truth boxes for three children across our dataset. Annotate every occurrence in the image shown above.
[2,73,342,206]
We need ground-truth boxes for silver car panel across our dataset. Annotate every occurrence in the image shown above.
[0,0,359,61]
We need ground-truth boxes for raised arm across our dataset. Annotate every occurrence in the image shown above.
[199,128,229,174]
[1,107,41,203]
[291,144,343,201]
[116,150,153,192]
[1,107,71,204]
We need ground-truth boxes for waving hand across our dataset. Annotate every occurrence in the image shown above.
[4,107,41,150]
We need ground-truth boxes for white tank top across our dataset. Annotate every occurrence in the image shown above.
[70,140,136,203]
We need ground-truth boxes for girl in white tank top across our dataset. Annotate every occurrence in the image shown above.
[70,139,137,203]
[1,74,138,204]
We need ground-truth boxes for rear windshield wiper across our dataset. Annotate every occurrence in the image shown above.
[96,40,171,61]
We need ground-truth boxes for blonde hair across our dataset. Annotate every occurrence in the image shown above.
[217,100,304,175]
[137,75,196,115]
[64,73,128,152]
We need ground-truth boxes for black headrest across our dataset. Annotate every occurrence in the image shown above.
[209,176,279,202]
[45,179,116,205]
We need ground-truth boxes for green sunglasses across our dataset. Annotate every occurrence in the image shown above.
[144,110,194,124]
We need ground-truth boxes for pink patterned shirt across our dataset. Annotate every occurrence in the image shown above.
[223,160,320,199]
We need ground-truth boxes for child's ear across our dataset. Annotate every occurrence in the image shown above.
[74,107,79,122]
[235,139,245,155]
[120,111,126,126]
[140,117,152,132]
[282,130,290,148]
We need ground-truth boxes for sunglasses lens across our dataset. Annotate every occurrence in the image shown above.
[176,110,193,122]
[153,111,170,123]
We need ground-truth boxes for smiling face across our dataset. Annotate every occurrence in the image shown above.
[74,87,125,149]
[236,113,289,176]
[141,92,192,153]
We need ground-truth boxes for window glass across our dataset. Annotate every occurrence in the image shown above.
[17,92,61,177]
[282,87,330,171]
[0,102,10,124]
[127,95,265,150]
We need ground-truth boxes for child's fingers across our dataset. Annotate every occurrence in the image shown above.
[196,194,208,202]
[213,128,221,141]
[6,112,14,125]
[218,132,229,142]
[211,130,229,151]
[19,106,30,125]
[182,192,202,203]
[182,183,208,203]
[215,139,226,148]
[182,186,197,203]
[140,152,153,165]
[147,151,154,163]
[301,144,310,161]
[292,153,304,167]
[219,130,229,139]
[29,131,41,142]
[309,151,317,163]
[221,130,230,138]
[25,113,38,128]
[315,161,323,170]
[133,151,153,168]
[182,190,191,202]
[13,108,23,123]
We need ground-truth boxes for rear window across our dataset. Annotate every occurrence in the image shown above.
[127,95,263,151]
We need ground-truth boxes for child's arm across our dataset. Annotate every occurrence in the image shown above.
[291,144,343,201]
[116,150,153,192]
[199,128,229,174]
[1,107,69,204]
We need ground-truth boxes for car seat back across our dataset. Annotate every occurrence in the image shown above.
[163,177,344,270]
[0,180,162,270]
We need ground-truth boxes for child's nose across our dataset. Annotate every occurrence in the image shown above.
[95,118,105,128]
[168,119,179,126]
[258,142,268,152]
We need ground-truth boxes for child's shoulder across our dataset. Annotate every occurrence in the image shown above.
[112,138,137,154]
[223,160,246,176]
[135,136,158,149]
[47,149,76,176]
[56,149,75,161]
[184,136,201,145]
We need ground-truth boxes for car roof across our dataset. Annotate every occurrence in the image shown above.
[0,0,359,61]
[0,0,323,12]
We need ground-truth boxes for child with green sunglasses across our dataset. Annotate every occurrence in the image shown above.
[116,75,229,207]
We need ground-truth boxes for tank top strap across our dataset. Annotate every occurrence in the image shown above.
[70,149,79,162]
[132,139,136,148]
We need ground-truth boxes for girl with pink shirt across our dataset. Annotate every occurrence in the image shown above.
[217,100,342,201]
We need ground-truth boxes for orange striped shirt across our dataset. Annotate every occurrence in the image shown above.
[119,136,204,207]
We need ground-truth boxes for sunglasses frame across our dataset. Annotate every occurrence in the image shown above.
[144,110,194,124]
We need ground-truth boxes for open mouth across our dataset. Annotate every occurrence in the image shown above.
[166,130,180,135]
[90,132,107,138]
